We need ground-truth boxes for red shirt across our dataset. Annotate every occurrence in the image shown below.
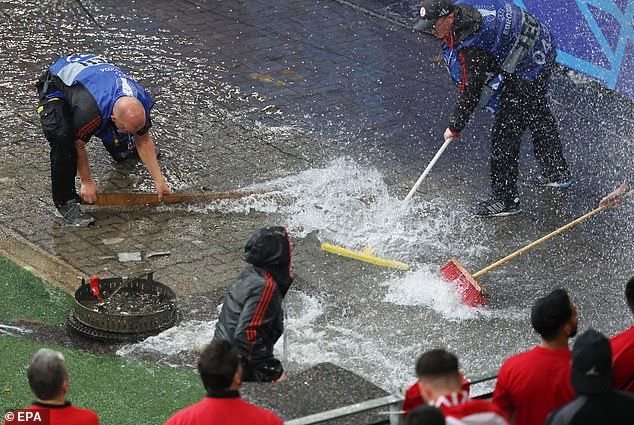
[2,402,99,425]
[164,393,283,425]
[611,325,634,393]
[492,346,574,425]
[431,390,510,425]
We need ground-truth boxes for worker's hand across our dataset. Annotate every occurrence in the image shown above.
[444,127,459,141]
[156,181,171,201]
[80,180,98,204]
[273,373,287,383]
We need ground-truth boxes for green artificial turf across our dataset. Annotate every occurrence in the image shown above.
[0,256,204,423]
[0,336,204,424]
[0,256,73,326]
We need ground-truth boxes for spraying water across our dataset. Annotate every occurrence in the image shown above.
[120,158,533,392]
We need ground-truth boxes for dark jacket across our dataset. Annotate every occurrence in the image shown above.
[544,391,634,425]
[446,4,555,134]
[213,227,293,382]
[545,329,634,425]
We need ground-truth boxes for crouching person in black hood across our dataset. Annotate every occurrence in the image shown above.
[213,227,293,382]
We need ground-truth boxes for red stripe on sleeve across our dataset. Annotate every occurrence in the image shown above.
[246,273,276,343]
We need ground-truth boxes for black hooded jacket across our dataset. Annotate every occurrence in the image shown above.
[213,227,293,382]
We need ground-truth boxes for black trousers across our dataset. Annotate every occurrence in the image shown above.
[36,72,79,207]
[490,69,568,202]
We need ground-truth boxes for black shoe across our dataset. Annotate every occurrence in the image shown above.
[55,199,95,226]
[472,197,522,217]
[533,172,573,188]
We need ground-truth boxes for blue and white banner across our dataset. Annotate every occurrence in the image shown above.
[515,0,633,99]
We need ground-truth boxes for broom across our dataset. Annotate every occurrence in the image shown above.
[440,180,632,307]
[322,139,454,268]
[86,189,273,206]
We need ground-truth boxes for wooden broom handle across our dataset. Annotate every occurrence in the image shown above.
[473,205,607,278]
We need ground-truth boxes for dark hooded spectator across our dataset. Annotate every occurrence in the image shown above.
[610,276,634,393]
[2,349,99,425]
[164,340,283,425]
[492,289,577,425]
[416,349,509,424]
[406,405,446,425]
[545,329,634,425]
[213,226,293,382]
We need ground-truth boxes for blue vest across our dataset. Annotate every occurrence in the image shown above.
[442,44,503,114]
[454,0,556,81]
[49,54,154,145]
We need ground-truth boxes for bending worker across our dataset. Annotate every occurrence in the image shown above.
[415,0,571,217]
[36,53,170,226]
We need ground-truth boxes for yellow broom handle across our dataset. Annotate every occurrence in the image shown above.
[473,205,606,278]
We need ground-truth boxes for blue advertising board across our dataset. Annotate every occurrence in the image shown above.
[515,0,633,99]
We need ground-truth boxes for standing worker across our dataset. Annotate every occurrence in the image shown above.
[36,53,171,226]
[414,0,571,217]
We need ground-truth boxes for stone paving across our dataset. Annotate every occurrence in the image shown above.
[1,0,633,422]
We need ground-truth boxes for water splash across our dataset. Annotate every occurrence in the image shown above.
[118,159,529,392]
[382,266,527,321]
[185,157,488,263]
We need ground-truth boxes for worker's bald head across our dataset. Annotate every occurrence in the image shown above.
[112,96,146,134]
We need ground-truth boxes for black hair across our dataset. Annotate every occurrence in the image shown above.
[406,405,446,425]
[415,349,458,378]
[530,289,573,340]
[197,340,240,391]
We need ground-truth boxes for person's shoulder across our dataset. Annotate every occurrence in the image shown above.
[163,400,206,425]
[501,346,537,365]
[41,404,100,425]
[238,399,283,424]
[610,325,634,343]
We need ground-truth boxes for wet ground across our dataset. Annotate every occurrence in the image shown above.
[1,0,633,420]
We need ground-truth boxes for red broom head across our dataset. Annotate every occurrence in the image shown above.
[440,258,485,308]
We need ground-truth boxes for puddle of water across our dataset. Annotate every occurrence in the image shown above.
[121,159,533,392]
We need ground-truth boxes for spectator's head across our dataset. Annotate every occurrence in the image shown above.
[531,288,578,341]
[111,96,147,136]
[414,0,455,39]
[415,349,463,401]
[406,405,446,425]
[626,276,634,316]
[27,349,69,402]
[571,329,612,395]
[198,340,241,392]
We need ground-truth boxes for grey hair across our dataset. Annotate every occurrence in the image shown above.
[27,349,68,400]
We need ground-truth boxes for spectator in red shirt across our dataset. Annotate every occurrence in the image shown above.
[611,276,634,393]
[402,372,471,416]
[416,349,510,425]
[492,289,577,425]
[3,348,99,425]
[164,340,283,425]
